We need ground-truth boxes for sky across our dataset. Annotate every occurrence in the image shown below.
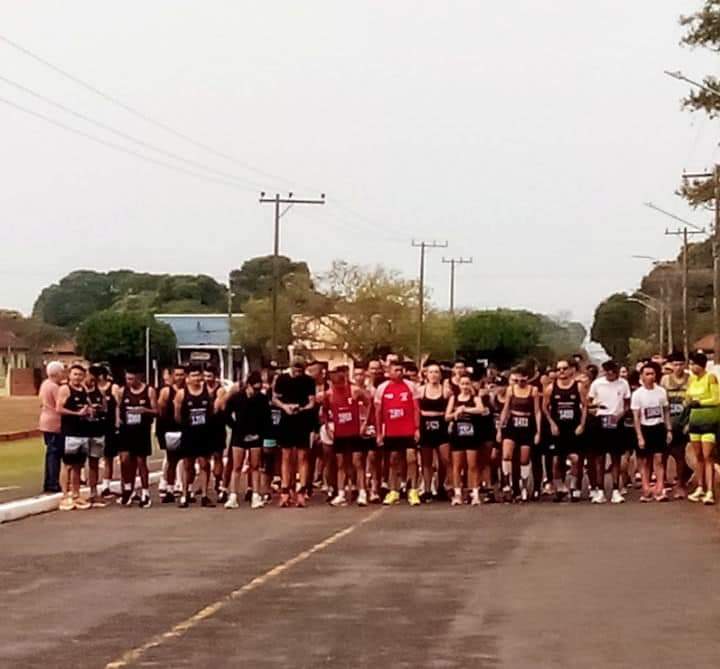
[1,1,718,326]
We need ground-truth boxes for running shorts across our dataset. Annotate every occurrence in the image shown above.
[688,421,718,444]
[333,436,360,453]
[419,417,448,448]
[639,424,667,456]
[383,436,416,451]
[118,428,152,457]
[62,435,88,466]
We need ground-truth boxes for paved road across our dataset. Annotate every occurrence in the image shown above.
[2,496,720,668]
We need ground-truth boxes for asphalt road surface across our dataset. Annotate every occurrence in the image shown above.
[2,496,720,669]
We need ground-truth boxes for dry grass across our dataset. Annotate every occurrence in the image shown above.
[0,396,40,433]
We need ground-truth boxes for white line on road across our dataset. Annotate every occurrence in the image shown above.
[105,508,384,668]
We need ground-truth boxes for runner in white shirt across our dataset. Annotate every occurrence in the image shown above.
[588,361,631,504]
[631,363,672,502]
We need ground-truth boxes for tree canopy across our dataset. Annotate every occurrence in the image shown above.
[591,294,646,361]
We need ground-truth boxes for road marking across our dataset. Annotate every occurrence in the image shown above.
[0,486,20,492]
[105,508,384,668]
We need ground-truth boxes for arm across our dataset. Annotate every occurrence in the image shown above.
[146,387,158,415]
[157,387,170,417]
[213,387,226,414]
[533,388,542,444]
[633,409,644,449]
[577,384,588,435]
[113,387,123,429]
[445,394,456,422]
[542,385,558,435]
[700,375,720,406]
[174,389,184,424]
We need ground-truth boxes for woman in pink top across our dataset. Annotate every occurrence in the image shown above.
[39,361,65,493]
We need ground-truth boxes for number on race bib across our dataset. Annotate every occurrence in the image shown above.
[643,406,663,420]
[457,422,474,437]
[271,410,282,426]
[389,408,405,420]
[512,416,529,429]
[190,409,206,427]
[126,411,142,426]
[425,419,440,431]
[338,411,353,424]
[559,408,574,421]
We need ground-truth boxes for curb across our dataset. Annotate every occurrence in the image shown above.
[0,429,42,442]
[0,472,162,524]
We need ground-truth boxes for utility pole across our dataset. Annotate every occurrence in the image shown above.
[412,240,448,364]
[665,225,705,359]
[259,192,325,361]
[227,272,234,382]
[441,257,472,316]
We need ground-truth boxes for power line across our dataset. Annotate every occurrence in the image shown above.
[0,73,268,190]
[0,32,299,187]
[0,94,254,191]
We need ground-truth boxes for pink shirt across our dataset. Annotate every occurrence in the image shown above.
[38,380,62,433]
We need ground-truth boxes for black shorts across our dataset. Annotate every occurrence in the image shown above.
[553,427,579,456]
[639,424,668,456]
[104,430,120,459]
[383,436,416,451]
[231,435,262,450]
[334,436,360,453]
[502,427,535,446]
[450,437,485,452]
[280,413,314,448]
[209,427,228,455]
[118,428,152,457]
[179,428,211,459]
[420,417,448,448]
[589,418,624,455]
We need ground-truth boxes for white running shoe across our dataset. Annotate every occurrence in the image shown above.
[250,492,264,509]
[330,493,347,507]
[470,489,480,506]
[611,489,625,504]
[357,489,368,507]
[520,487,528,502]
[451,492,463,506]
[594,490,608,504]
[589,489,598,504]
[224,493,240,509]
[688,487,705,503]
[702,490,715,506]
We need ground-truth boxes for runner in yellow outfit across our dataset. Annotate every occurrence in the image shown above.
[685,352,719,505]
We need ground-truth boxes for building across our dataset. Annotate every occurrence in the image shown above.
[42,340,82,367]
[0,330,30,396]
[154,314,245,381]
[291,314,354,370]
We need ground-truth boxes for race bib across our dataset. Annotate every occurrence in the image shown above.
[669,400,683,417]
[457,422,474,437]
[558,408,575,421]
[424,419,440,431]
[389,408,405,420]
[512,415,529,429]
[271,409,282,426]
[337,411,353,424]
[190,409,206,426]
[643,406,663,421]
[244,433,260,443]
[600,415,618,429]
[126,411,142,426]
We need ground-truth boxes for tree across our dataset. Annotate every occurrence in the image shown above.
[33,271,115,327]
[230,255,312,309]
[590,293,646,361]
[76,311,176,368]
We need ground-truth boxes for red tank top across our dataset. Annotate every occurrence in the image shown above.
[378,380,416,437]
[327,388,360,438]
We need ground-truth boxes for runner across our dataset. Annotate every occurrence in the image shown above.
[631,363,672,502]
[307,361,331,501]
[375,361,420,506]
[83,366,109,507]
[174,364,216,508]
[587,361,631,504]
[444,358,467,396]
[155,365,186,504]
[94,365,120,499]
[661,353,690,498]
[686,352,719,505]
[273,358,316,507]
[544,359,587,502]
[203,366,228,502]
[418,362,451,502]
[56,364,92,511]
[446,374,492,506]
[115,369,157,508]
[224,371,267,509]
[497,366,541,502]
[325,365,370,507]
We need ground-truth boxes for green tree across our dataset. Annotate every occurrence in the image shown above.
[230,255,312,309]
[33,271,115,327]
[77,311,176,368]
[590,293,646,361]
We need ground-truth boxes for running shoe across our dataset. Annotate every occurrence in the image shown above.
[639,494,653,503]
[90,496,107,509]
[139,494,152,509]
[542,481,553,496]
[655,492,669,503]
[570,489,582,503]
[296,492,307,508]
[610,489,625,504]
[59,496,75,511]
[435,487,450,502]
[100,487,114,499]
[161,491,175,504]
[589,489,599,504]
[224,494,240,509]
[420,491,433,504]
[520,488,529,503]
[278,493,291,508]
[118,489,132,506]
[251,492,265,509]
[482,489,496,504]
[382,490,400,506]
[369,490,381,504]
[262,492,272,504]
[702,490,715,506]
[469,489,481,506]
[330,493,348,507]
[450,492,463,506]
[178,495,189,508]
[408,489,421,507]
[502,486,513,504]
[74,496,91,510]
[357,489,368,507]
[200,496,216,508]
[688,487,705,503]
[217,490,228,504]
[594,490,608,504]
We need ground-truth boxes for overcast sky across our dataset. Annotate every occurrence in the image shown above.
[1,1,717,325]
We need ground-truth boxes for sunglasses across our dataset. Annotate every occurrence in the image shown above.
[556,366,569,372]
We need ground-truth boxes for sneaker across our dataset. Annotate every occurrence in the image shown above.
[435,487,450,502]
[251,492,265,509]
[200,496,216,508]
[703,490,715,506]
[279,493,291,508]
[589,489,599,504]
[520,488,529,503]
[296,492,307,508]
[594,490,607,504]
[542,481,553,496]
[451,492,463,506]
[331,493,348,507]
[570,489,581,503]
[482,489,496,504]
[655,492,669,503]
[502,486,513,503]
[262,492,272,504]
[688,487,705,503]
[74,496,91,510]
[382,490,400,506]
[469,489,480,506]
[217,490,228,504]
[611,489,625,504]
[224,494,240,509]
[90,496,107,509]
[59,496,75,511]
[420,490,433,504]
[100,487,114,499]
[639,494,653,503]
[118,489,132,506]
[161,491,175,504]
[129,490,140,505]
[369,490,381,504]
[408,488,421,507]
[357,489,368,507]
[139,494,152,509]
[178,495,189,509]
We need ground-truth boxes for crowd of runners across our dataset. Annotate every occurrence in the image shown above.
[36,349,719,511]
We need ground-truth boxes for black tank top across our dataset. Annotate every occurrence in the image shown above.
[99,383,116,433]
[157,385,180,433]
[549,381,581,426]
[454,396,480,439]
[181,385,212,432]
[61,385,87,437]
[508,387,536,431]
[120,385,152,432]
[84,386,107,437]
[420,386,447,413]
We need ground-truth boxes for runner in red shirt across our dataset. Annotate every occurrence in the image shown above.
[374,361,420,505]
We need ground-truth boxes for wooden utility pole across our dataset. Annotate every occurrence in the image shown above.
[441,257,472,315]
[259,192,325,361]
[412,240,447,364]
